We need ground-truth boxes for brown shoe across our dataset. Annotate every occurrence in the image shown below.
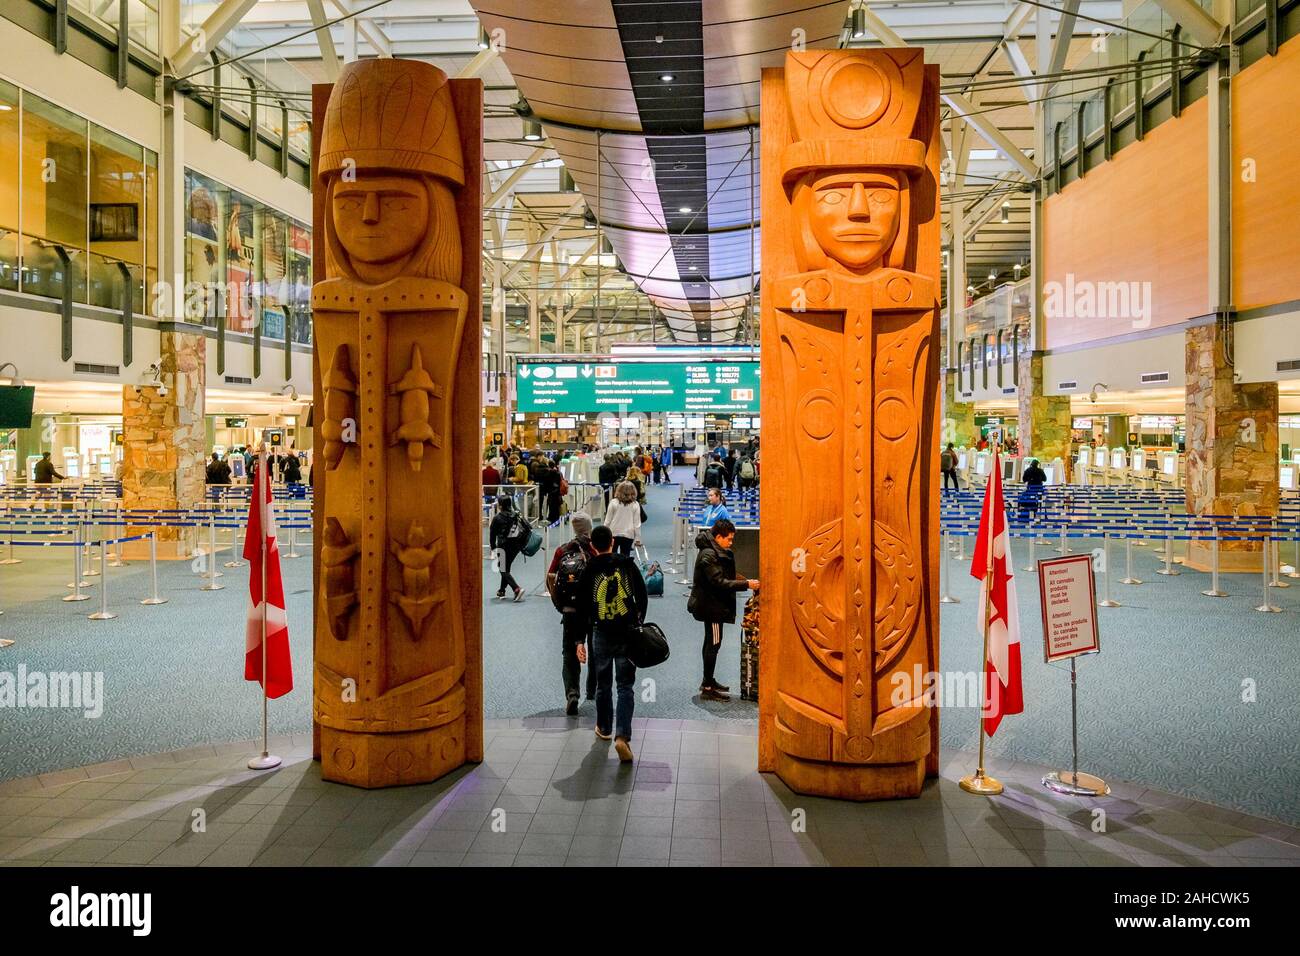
[595,726,613,740]
[614,737,634,762]
[701,686,730,701]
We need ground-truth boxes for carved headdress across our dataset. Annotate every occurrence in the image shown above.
[781,50,930,271]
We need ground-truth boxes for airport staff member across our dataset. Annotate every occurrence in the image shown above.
[34,452,64,484]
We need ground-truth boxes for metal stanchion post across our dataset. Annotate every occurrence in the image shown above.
[955,531,966,561]
[1256,532,1281,613]
[285,524,300,559]
[1120,536,1142,585]
[142,532,167,605]
[88,533,117,620]
[940,531,959,604]
[0,517,20,565]
[1268,518,1289,588]
[1021,532,1036,573]
[201,516,225,591]
[226,517,246,568]
[63,525,90,602]
[1098,532,1120,607]
[83,527,101,576]
[1287,523,1300,579]
[1201,527,1227,597]
[1156,531,1179,575]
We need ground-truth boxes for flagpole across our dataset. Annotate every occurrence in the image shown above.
[249,446,281,771]
[960,445,1004,796]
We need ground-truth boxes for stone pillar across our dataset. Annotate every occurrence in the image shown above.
[1184,323,1278,571]
[1016,350,1071,465]
[121,330,206,556]
[942,372,977,447]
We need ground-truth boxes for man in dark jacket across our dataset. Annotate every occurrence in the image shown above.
[574,525,647,761]
[1022,458,1047,486]
[597,454,621,506]
[688,518,758,701]
[34,452,63,484]
[205,452,232,484]
[547,513,597,714]
[701,455,726,491]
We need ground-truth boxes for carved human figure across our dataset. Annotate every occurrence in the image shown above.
[320,517,358,640]
[760,50,941,801]
[312,58,479,788]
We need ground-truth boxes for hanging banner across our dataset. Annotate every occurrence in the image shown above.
[1037,554,1101,662]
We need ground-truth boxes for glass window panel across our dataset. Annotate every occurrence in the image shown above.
[88,122,145,311]
[289,221,312,344]
[21,93,88,304]
[185,169,224,326]
[261,207,287,339]
[0,80,18,292]
[145,148,158,315]
[226,189,256,333]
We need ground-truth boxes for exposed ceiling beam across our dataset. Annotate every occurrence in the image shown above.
[305,0,341,82]
[170,0,260,77]
[457,47,498,79]
[1046,0,1081,82]
[502,199,583,284]
[485,147,547,207]
[328,0,392,57]
[1151,0,1226,47]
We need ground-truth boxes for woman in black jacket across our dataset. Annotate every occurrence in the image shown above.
[536,460,563,524]
[488,495,528,602]
[687,518,758,701]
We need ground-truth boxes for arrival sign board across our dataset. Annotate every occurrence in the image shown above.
[516,359,760,413]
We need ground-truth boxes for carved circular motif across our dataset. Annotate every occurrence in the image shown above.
[844,735,874,760]
[385,748,415,773]
[798,389,839,440]
[886,275,913,303]
[823,62,891,129]
[804,276,831,305]
[875,391,912,441]
[440,736,459,761]
[332,747,356,771]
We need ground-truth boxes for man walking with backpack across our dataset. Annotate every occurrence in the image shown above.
[548,513,597,715]
[689,518,758,701]
[941,442,959,492]
[574,525,647,761]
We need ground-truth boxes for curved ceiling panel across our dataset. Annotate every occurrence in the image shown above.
[471,0,848,341]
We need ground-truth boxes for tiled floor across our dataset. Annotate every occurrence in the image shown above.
[2,719,1297,867]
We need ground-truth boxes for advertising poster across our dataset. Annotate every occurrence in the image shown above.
[226,191,255,332]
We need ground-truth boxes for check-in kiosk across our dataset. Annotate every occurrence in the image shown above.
[1130,448,1149,489]
[96,454,114,477]
[1090,446,1109,485]
[1075,446,1091,484]
[1109,447,1128,484]
[1156,451,1180,487]
[61,446,81,479]
[1002,455,1019,483]
[1281,462,1297,493]
[0,450,16,485]
[1043,456,1064,486]
[25,455,42,481]
[972,450,992,484]
[955,446,971,487]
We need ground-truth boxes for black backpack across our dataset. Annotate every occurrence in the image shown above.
[551,542,589,612]
[591,565,639,629]
[505,514,531,543]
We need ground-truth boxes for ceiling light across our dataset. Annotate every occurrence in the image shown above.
[987,270,997,284]
[678,206,692,214]
[1000,201,1011,223]
[660,74,674,82]
[851,6,866,39]
[0,104,12,112]
[478,27,490,50]
[523,117,542,141]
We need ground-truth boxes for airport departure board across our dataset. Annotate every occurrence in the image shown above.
[515,360,760,413]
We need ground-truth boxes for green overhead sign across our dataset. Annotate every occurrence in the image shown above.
[516,360,760,414]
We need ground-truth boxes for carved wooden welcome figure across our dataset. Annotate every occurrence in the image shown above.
[758,51,942,800]
[311,59,483,788]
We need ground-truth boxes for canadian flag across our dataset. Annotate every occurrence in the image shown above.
[244,452,293,699]
[970,452,1022,735]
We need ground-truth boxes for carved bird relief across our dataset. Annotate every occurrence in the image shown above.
[388,343,444,471]
[388,520,447,639]
[320,517,359,640]
[321,344,357,470]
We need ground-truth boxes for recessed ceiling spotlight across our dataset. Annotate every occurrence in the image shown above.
[678,206,692,214]
[660,74,674,82]
[523,117,542,141]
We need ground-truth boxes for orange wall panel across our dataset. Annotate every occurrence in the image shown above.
[1042,98,1208,349]
[1233,37,1300,311]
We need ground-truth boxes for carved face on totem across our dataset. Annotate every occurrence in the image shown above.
[331,173,431,281]
[806,170,901,271]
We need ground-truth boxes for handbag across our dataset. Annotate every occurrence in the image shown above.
[522,528,544,557]
[626,621,670,668]
[637,544,664,596]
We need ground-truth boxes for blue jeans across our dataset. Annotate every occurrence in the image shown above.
[592,627,636,741]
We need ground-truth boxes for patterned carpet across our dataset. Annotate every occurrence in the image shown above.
[1,470,1298,826]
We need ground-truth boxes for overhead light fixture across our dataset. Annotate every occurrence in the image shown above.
[966,285,976,296]
[523,117,542,141]
[987,270,997,284]
[478,27,490,50]
[678,206,692,214]
[851,5,866,39]
[277,384,300,402]
[0,362,22,387]
[0,104,12,112]
[660,74,674,82]
[1000,201,1011,223]
[1013,262,1024,277]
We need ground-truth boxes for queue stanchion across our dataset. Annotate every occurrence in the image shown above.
[1120,535,1142,585]
[1268,517,1289,588]
[1098,532,1120,607]
[88,531,117,621]
[1156,530,1179,575]
[1055,523,1070,554]
[141,531,167,605]
[954,529,966,561]
[83,525,101,577]
[63,523,90,603]
[939,531,959,604]
[1287,521,1300,579]
[225,517,246,568]
[0,517,20,565]
[285,524,300,559]
[200,515,225,592]
[1201,525,1228,597]
[1255,530,1281,613]
[1020,531,1036,573]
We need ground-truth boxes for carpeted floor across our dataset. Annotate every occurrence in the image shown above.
[1,468,1298,827]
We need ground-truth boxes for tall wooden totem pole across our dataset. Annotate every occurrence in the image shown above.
[757,50,942,800]
[310,60,483,788]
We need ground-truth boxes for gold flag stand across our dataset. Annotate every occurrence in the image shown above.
[960,446,1004,796]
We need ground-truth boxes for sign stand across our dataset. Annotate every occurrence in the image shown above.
[1037,552,1108,797]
